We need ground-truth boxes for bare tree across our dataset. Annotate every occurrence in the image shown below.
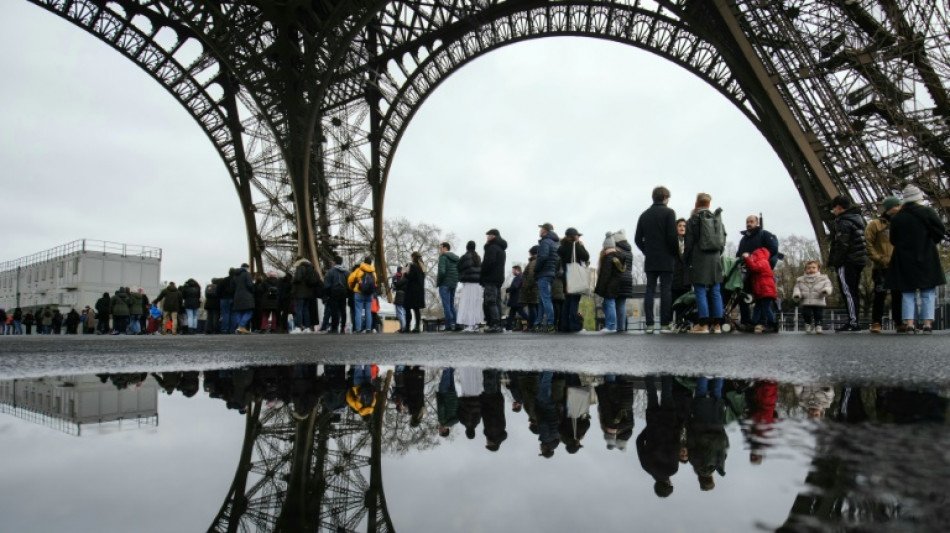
[383,218,456,316]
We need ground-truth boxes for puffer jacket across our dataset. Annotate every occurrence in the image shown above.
[153,285,183,312]
[792,273,833,307]
[437,252,460,288]
[347,263,377,295]
[613,238,635,299]
[480,237,508,287]
[128,292,145,315]
[865,216,894,270]
[535,232,560,279]
[594,250,626,299]
[743,248,777,300]
[111,290,131,317]
[828,207,867,268]
[457,250,482,283]
[181,280,202,310]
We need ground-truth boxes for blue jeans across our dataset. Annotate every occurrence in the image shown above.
[395,305,406,330]
[128,315,142,334]
[696,377,723,398]
[439,286,457,328]
[693,283,723,319]
[752,298,775,326]
[644,271,673,326]
[185,308,198,329]
[439,368,455,393]
[615,298,627,331]
[295,298,311,329]
[219,299,233,333]
[354,292,373,331]
[353,365,373,386]
[537,277,554,327]
[602,298,617,330]
[233,310,252,329]
[13,321,23,335]
[903,288,936,321]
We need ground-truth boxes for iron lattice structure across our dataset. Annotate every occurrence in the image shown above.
[25,0,950,274]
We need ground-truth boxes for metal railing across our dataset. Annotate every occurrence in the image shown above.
[0,239,162,272]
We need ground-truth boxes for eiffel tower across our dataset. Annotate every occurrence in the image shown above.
[23,1,950,275]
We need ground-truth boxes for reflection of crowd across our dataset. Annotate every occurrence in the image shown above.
[90,366,948,501]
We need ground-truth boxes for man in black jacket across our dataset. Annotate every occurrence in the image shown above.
[480,229,508,333]
[828,195,868,331]
[634,186,679,333]
[736,215,780,330]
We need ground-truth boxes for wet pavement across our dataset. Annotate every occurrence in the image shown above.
[1,334,949,532]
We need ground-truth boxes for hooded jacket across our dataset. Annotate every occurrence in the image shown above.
[292,259,320,299]
[181,279,202,309]
[347,263,378,295]
[535,232,560,279]
[153,284,183,312]
[594,249,626,299]
[437,252,460,288]
[613,236,636,299]
[828,207,868,268]
[480,237,508,287]
[231,268,256,312]
[743,248,777,300]
[110,289,131,316]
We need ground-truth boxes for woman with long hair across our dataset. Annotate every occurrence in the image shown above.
[455,241,484,332]
[402,251,427,333]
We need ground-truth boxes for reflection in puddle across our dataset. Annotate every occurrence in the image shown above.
[1,366,948,532]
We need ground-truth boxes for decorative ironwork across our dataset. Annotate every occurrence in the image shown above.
[25,0,950,272]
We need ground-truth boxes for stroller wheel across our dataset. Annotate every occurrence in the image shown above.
[743,293,754,304]
[720,323,732,333]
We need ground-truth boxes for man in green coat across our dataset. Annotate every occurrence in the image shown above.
[437,242,460,331]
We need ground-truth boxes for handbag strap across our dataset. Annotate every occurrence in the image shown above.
[572,241,577,264]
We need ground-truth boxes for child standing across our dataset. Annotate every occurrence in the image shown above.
[742,248,778,333]
[792,260,834,333]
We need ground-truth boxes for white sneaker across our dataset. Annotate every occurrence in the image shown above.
[659,324,675,334]
[814,325,823,334]
[598,328,617,334]
[805,324,814,334]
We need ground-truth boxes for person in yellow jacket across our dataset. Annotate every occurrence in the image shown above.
[347,256,378,334]
[346,364,378,417]
[865,197,902,333]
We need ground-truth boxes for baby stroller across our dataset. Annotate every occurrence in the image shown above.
[672,256,747,333]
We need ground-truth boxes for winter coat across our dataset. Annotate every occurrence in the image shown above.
[391,274,406,306]
[684,208,723,286]
[181,280,202,310]
[347,263,378,295]
[865,216,894,270]
[481,391,508,447]
[204,283,221,311]
[673,236,690,291]
[403,262,427,310]
[736,226,779,268]
[613,239,635,299]
[217,273,235,299]
[535,232,560,279]
[111,290,131,317]
[795,386,835,411]
[437,382,460,428]
[637,402,682,482]
[557,238,590,272]
[232,269,256,312]
[552,266,566,302]
[828,207,868,268]
[437,252,460,289]
[520,258,540,305]
[887,202,947,291]
[324,265,350,298]
[743,248,777,300]
[40,309,53,326]
[635,202,679,272]
[594,250,626,299]
[95,295,111,319]
[792,273,833,307]
[687,397,728,478]
[505,273,523,307]
[457,250,482,283]
[153,285,183,312]
[480,237,508,287]
[128,292,145,315]
[292,259,320,299]
[260,277,280,310]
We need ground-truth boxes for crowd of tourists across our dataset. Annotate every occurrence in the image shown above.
[1,184,944,337]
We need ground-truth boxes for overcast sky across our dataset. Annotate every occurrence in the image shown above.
[1,3,814,284]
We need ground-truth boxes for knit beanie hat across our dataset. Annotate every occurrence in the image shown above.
[603,232,616,250]
[901,184,924,204]
[881,196,900,212]
[612,229,628,243]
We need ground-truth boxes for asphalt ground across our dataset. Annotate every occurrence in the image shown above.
[1,330,947,385]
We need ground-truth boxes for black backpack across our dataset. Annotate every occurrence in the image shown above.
[357,271,376,294]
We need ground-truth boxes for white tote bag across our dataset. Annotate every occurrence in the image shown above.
[565,241,590,295]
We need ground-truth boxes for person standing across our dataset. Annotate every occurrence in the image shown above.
[95,292,111,334]
[535,223,559,332]
[12,307,24,335]
[557,227,590,332]
[480,229,508,333]
[348,256,378,333]
[672,219,691,324]
[456,241,484,332]
[866,197,903,333]
[683,193,725,334]
[504,265,529,331]
[391,267,407,332]
[888,185,947,334]
[792,260,833,334]
[437,242,460,332]
[259,272,281,333]
[231,264,256,334]
[204,281,221,334]
[110,288,131,335]
[595,235,627,333]
[291,257,319,332]
[635,186,679,333]
[402,252,427,333]
[323,256,349,334]
[217,270,235,334]
[827,195,868,332]
[181,279,202,335]
[735,215,780,331]
[128,287,145,335]
[611,230,635,332]
[520,247,540,331]
[152,282,183,334]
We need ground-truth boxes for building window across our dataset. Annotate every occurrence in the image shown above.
[72,258,79,275]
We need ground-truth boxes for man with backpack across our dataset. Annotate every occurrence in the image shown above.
[348,256,378,334]
[323,255,349,333]
[683,193,726,334]
[635,186,679,333]
[291,256,321,332]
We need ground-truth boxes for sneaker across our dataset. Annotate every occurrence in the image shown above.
[814,325,823,334]
[753,325,765,334]
[804,324,814,334]
[659,324,675,334]
[236,327,250,334]
[644,325,655,334]
[870,323,882,334]
[921,326,932,335]
[598,328,617,334]
[711,324,722,334]
[689,325,709,334]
